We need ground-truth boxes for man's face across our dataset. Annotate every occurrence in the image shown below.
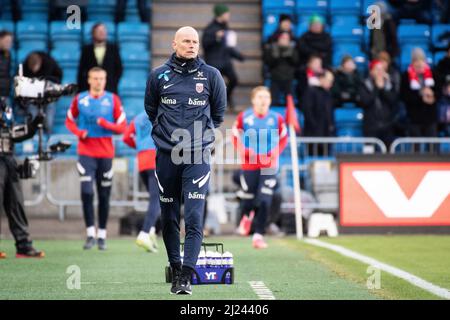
[0,35,13,51]
[413,59,426,73]
[88,70,107,93]
[308,58,322,72]
[342,59,356,73]
[252,90,271,115]
[93,25,107,43]
[280,20,291,32]
[310,22,323,34]
[218,12,230,23]
[173,30,199,59]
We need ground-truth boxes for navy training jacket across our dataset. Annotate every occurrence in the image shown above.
[144,53,227,153]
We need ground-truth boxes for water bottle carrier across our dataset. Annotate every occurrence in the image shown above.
[164,242,235,285]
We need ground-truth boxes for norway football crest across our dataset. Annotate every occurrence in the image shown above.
[196,83,204,93]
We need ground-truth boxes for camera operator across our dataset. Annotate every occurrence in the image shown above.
[0,98,45,259]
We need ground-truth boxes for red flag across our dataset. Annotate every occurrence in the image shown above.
[285,94,300,133]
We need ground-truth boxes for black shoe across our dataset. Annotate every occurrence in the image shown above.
[16,246,45,258]
[170,267,182,294]
[83,237,96,250]
[97,238,107,251]
[175,274,192,295]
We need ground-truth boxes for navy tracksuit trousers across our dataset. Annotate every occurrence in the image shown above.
[155,150,210,269]
[77,156,113,229]
[139,169,161,233]
[238,169,277,235]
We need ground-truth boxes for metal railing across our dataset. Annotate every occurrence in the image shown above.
[390,137,450,154]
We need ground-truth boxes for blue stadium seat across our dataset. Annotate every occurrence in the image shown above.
[122,97,144,120]
[295,0,328,16]
[397,24,430,45]
[51,49,80,68]
[87,0,116,22]
[330,14,359,26]
[263,11,295,41]
[330,23,363,43]
[120,49,150,68]
[262,0,295,15]
[83,21,116,44]
[62,68,77,84]
[122,69,149,80]
[119,77,146,95]
[432,24,450,50]
[329,0,360,15]
[117,22,149,42]
[16,21,48,49]
[21,0,48,20]
[0,21,14,33]
[50,21,82,51]
[334,108,363,137]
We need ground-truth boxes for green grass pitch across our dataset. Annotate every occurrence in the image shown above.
[0,235,449,300]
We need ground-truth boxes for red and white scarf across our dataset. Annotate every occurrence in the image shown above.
[306,68,320,87]
[407,63,434,90]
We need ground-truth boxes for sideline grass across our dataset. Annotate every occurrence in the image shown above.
[0,237,376,300]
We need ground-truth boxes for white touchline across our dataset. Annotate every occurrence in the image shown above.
[248,281,276,300]
[304,238,450,300]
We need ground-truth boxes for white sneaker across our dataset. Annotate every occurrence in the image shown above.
[136,236,158,253]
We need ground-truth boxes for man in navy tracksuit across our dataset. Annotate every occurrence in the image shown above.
[145,26,226,295]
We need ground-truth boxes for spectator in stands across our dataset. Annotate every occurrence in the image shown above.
[297,55,323,99]
[331,55,361,108]
[368,1,399,60]
[359,60,397,147]
[296,14,332,68]
[23,52,63,134]
[302,70,335,140]
[267,14,295,44]
[77,23,123,94]
[116,0,150,23]
[263,31,298,105]
[400,48,437,137]
[434,45,450,98]
[0,30,13,100]
[202,4,245,111]
[0,0,21,21]
[377,51,401,95]
[388,0,432,24]
[437,76,450,136]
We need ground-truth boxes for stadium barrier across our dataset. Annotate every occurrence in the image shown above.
[390,137,450,154]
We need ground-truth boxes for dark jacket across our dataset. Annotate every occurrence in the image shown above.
[359,77,397,134]
[369,18,399,59]
[23,51,62,84]
[263,42,298,81]
[77,42,123,93]
[434,55,450,97]
[145,53,227,153]
[400,71,437,125]
[331,69,362,107]
[301,86,334,137]
[0,49,11,97]
[296,30,333,67]
[201,19,244,70]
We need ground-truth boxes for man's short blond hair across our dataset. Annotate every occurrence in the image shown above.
[88,66,106,76]
[250,86,271,100]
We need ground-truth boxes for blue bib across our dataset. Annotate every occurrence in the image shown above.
[77,91,115,138]
[241,109,280,155]
[134,112,155,152]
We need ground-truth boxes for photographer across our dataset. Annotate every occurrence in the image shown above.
[0,98,44,259]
